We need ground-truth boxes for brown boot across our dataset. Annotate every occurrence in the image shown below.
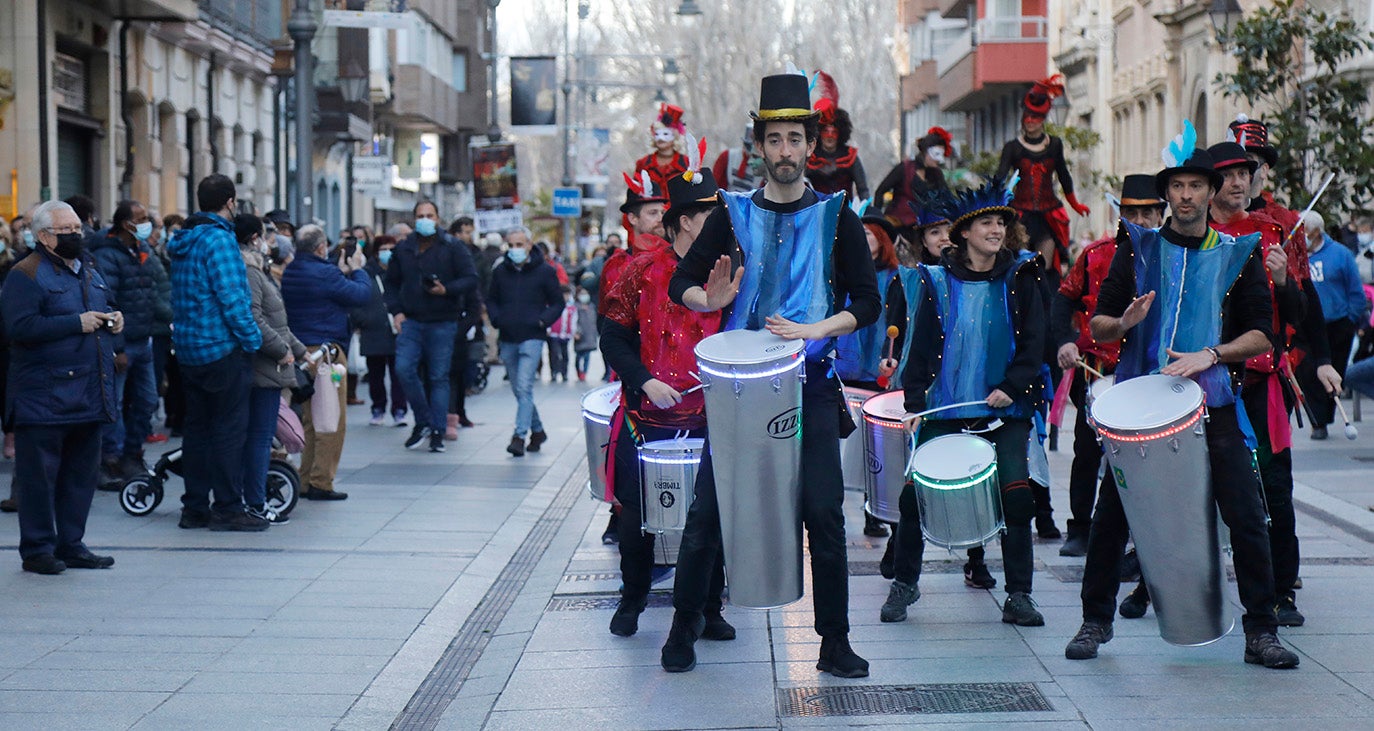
[445,414,459,441]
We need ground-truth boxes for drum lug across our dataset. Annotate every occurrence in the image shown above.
[771,373,782,393]
[1168,436,1181,453]
[1137,444,1148,459]
[732,378,743,398]
[1108,442,1120,457]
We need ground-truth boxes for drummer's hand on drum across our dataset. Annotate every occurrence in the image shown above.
[704,255,743,311]
[641,379,683,409]
[878,358,898,379]
[1120,291,1156,330]
[986,389,1013,408]
[1056,342,1080,370]
[1162,348,1215,378]
[765,314,823,341]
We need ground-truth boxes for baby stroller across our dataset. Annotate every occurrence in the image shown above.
[120,445,300,518]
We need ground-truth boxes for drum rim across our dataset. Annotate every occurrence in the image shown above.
[1091,374,1204,432]
[1096,406,1205,442]
[693,328,805,364]
[637,437,706,461]
[860,390,906,420]
[908,433,997,487]
[581,384,622,417]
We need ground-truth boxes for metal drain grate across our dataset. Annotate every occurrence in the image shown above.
[547,592,674,611]
[561,571,621,582]
[849,560,1003,577]
[778,682,1053,717]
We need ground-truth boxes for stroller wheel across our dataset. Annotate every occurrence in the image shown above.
[471,362,489,394]
[120,476,163,516]
[266,460,301,517]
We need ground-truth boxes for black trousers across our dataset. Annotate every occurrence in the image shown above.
[1067,369,1106,531]
[179,350,252,517]
[449,335,469,417]
[1080,404,1277,633]
[673,360,851,637]
[612,420,725,606]
[891,418,1034,594]
[1242,380,1299,600]
[1297,318,1358,426]
[15,422,101,559]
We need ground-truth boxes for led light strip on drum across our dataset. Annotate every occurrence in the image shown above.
[697,356,803,380]
[639,453,701,465]
[1097,409,1204,443]
[912,462,999,492]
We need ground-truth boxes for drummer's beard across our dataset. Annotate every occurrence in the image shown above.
[764,154,805,185]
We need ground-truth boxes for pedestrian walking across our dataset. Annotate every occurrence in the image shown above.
[354,235,408,427]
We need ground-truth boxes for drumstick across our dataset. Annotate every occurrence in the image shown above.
[1281,363,1317,429]
[1335,398,1359,440]
[1076,358,1106,380]
[680,383,704,396]
[911,400,988,419]
[885,325,900,362]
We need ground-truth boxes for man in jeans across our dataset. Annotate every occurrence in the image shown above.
[486,226,563,456]
[167,175,265,531]
[383,201,477,452]
[92,199,173,482]
[282,225,371,498]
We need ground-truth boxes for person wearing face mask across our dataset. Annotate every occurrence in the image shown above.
[382,200,478,454]
[1,200,122,574]
[1297,210,1369,438]
[874,127,953,245]
[353,235,408,427]
[92,200,174,484]
[805,72,869,201]
[572,286,598,381]
[486,226,564,457]
[634,103,690,195]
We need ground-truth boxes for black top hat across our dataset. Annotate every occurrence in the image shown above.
[1206,142,1258,175]
[664,167,721,225]
[750,73,818,122]
[1155,148,1224,200]
[619,171,669,215]
[1227,114,1279,168]
[860,213,898,243]
[1118,174,1166,208]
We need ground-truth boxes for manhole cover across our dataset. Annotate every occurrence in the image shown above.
[547,593,674,611]
[778,682,1053,717]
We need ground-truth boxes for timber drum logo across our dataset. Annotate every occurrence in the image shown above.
[657,481,677,508]
[767,407,802,439]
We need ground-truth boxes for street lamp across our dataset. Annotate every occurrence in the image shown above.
[662,58,680,88]
[677,0,703,19]
[337,59,368,105]
[1208,0,1243,43]
[653,88,668,104]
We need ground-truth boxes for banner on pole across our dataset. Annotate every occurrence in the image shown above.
[576,127,611,184]
[471,143,520,209]
[509,56,557,132]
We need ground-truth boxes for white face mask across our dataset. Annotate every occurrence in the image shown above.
[927,147,946,165]
[654,128,676,144]
[577,292,591,304]
[1359,232,1373,247]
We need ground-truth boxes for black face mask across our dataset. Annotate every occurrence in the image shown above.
[53,232,85,259]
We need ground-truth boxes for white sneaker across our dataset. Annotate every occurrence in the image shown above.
[392,414,409,427]
[247,506,290,525]
[369,414,385,426]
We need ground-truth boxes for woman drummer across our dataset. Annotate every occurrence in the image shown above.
[884,177,1049,627]
[874,197,1001,602]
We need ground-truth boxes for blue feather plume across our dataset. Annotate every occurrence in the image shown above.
[1162,119,1197,168]
[931,175,1016,227]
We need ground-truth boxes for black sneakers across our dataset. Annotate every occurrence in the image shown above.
[1244,632,1300,669]
[817,635,869,678]
[405,425,432,450]
[526,430,548,452]
[248,505,290,525]
[880,580,921,623]
[1065,621,1114,659]
[661,612,705,672]
[209,510,270,532]
[22,554,66,575]
[964,560,997,589]
[54,548,115,569]
[863,515,890,537]
[1275,595,1306,627]
[609,596,647,637]
[178,509,211,529]
[1036,514,1062,539]
[1059,528,1089,557]
[1001,592,1045,626]
[601,510,619,545]
[429,434,446,453]
[1119,583,1151,619]
[701,610,736,641]
[507,435,526,457]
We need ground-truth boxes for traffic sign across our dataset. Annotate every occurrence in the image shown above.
[552,186,582,218]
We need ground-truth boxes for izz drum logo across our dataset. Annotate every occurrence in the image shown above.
[767,407,802,439]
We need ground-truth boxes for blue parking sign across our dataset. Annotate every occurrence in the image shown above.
[552,187,582,218]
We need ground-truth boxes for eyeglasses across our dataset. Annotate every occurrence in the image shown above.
[48,227,82,235]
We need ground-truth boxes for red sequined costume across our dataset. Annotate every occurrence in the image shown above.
[597,232,669,315]
[1057,236,1120,370]
[633,153,690,198]
[602,245,721,429]
[996,135,1076,267]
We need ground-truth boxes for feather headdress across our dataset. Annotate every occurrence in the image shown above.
[933,175,1018,231]
[680,133,709,183]
[1161,119,1198,169]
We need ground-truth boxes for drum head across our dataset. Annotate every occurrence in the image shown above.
[639,438,705,458]
[694,329,804,365]
[1088,374,1115,401]
[910,434,996,483]
[581,384,621,418]
[1091,374,1202,431]
[861,391,906,421]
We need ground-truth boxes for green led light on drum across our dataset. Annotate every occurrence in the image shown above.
[911,462,998,491]
[696,358,802,379]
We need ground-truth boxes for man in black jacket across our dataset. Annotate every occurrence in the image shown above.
[486,226,563,456]
[383,200,478,453]
[92,200,173,481]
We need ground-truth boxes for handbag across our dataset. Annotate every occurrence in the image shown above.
[289,363,315,405]
[277,395,306,454]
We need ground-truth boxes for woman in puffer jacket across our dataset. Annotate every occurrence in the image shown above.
[235,214,307,524]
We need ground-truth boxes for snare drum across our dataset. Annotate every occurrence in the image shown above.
[581,385,621,502]
[841,387,878,491]
[695,329,806,610]
[860,391,908,523]
[908,434,1003,550]
[1092,374,1232,646]
[639,438,704,534]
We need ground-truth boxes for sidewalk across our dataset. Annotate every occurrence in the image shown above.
[1,366,1373,729]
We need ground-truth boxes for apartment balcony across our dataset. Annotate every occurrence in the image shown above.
[381,64,460,134]
[94,0,198,19]
[901,59,939,110]
[937,16,1048,112]
[902,0,944,24]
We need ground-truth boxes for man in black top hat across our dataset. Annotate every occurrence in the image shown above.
[1064,133,1300,669]
[663,71,880,678]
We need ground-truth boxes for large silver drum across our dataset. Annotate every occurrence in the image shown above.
[861,391,908,523]
[639,438,704,534]
[581,385,620,502]
[908,434,1003,549]
[841,387,878,492]
[695,329,806,610]
[1093,374,1233,646]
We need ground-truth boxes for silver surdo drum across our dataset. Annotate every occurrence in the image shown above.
[841,387,878,492]
[861,391,908,523]
[908,434,1003,550]
[581,384,620,502]
[1092,374,1233,646]
[695,329,806,610]
[639,438,704,534]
